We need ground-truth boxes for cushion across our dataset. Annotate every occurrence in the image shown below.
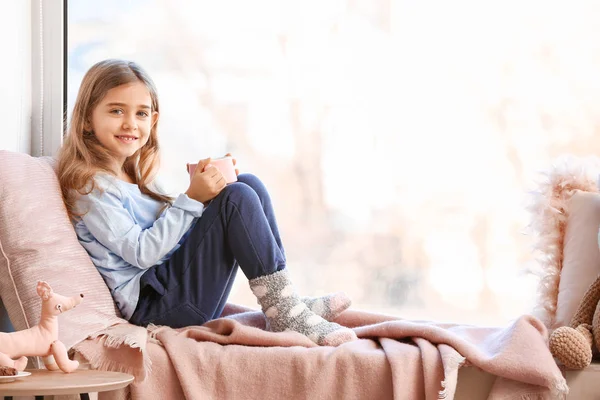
[556,191,600,327]
[529,155,600,329]
[0,150,125,349]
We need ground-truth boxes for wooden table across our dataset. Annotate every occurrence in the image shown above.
[0,369,134,399]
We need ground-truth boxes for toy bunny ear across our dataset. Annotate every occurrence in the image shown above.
[36,281,53,301]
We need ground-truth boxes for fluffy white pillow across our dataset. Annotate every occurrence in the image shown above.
[528,156,600,329]
[555,190,600,327]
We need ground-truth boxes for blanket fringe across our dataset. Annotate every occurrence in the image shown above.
[551,379,569,400]
[83,349,147,381]
[87,325,153,376]
[89,330,142,349]
[438,379,448,399]
[438,354,467,399]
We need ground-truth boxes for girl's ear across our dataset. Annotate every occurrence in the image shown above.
[151,111,159,127]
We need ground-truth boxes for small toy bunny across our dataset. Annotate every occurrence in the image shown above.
[0,281,84,373]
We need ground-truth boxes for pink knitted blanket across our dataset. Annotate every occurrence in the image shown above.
[74,305,567,400]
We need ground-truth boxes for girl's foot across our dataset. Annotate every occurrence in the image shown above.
[300,292,351,321]
[250,270,357,346]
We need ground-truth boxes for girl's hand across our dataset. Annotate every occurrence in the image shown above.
[185,158,226,204]
[224,153,239,176]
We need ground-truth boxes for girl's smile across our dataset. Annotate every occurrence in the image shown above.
[115,135,139,143]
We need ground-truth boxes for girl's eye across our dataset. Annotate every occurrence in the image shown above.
[137,111,149,117]
[110,109,123,115]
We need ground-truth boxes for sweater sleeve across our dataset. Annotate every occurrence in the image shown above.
[77,186,204,269]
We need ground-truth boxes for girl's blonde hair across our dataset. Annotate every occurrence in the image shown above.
[58,59,173,219]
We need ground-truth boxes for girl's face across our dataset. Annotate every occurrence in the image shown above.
[89,81,158,169]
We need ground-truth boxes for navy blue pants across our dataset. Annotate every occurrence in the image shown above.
[129,173,286,328]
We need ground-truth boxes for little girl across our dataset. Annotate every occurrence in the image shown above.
[58,59,357,346]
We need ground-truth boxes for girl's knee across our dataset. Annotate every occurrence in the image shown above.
[237,173,261,187]
[223,181,259,202]
[237,173,269,196]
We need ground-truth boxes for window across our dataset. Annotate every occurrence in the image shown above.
[67,0,600,325]
[32,0,66,156]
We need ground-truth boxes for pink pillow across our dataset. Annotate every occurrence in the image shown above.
[0,150,125,350]
[529,156,600,329]
[555,190,600,327]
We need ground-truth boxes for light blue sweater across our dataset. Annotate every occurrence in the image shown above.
[72,173,204,319]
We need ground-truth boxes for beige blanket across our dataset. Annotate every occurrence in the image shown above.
[74,306,568,400]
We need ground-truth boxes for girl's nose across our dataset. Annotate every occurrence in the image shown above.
[122,116,138,131]
[122,122,137,130]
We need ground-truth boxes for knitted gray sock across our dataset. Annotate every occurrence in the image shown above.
[249,269,357,346]
[300,292,351,321]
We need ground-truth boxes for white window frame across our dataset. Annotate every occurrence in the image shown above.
[31,0,65,157]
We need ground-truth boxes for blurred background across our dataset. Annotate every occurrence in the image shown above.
[67,0,600,325]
